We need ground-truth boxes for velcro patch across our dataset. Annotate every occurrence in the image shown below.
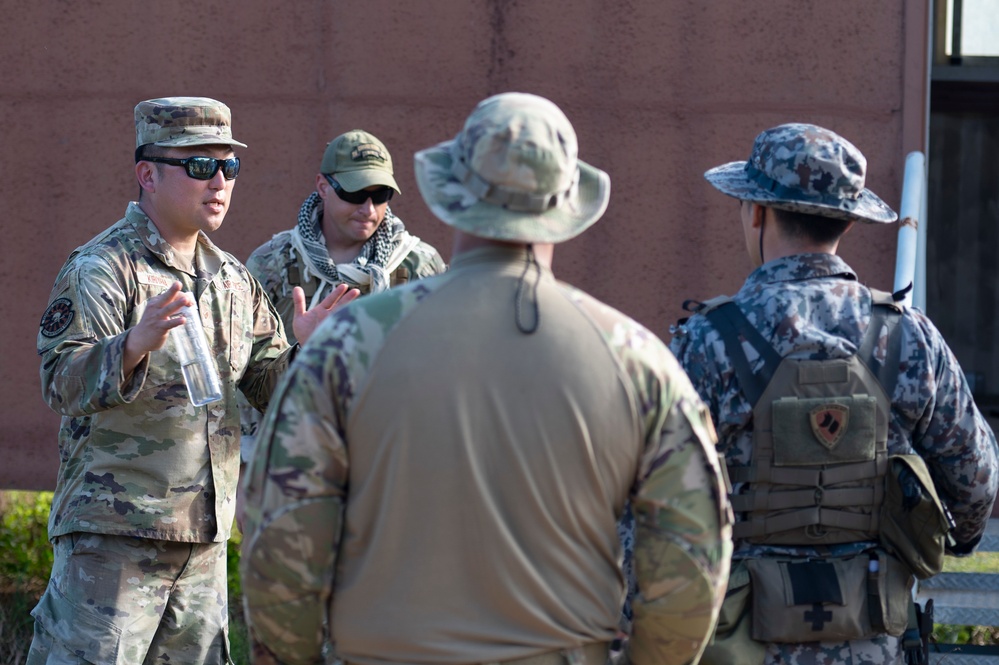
[137,272,174,288]
[40,298,75,338]
[221,279,248,292]
[809,404,850,449]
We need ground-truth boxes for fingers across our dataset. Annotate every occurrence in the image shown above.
[150,283,191,330]
[292,286,307,319]
[317,283,361,311]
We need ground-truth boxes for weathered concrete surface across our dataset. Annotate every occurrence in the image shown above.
[0,1,929,490]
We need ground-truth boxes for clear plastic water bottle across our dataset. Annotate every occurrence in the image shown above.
[170,294,223,406]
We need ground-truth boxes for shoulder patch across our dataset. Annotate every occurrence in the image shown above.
[40,298,75,338]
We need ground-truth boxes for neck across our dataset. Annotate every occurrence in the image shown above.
[327,242,365,265]
[451,231,554,268]
[137,201,200,255]
[757,208,841,266]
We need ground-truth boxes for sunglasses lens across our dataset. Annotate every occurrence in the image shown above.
[183,157,239,180]
[221,158,240,180]
[369,188,393,204]
[326,176,392,204]
[185,157,219,180]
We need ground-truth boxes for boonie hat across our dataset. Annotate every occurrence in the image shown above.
[414,92,610,244]
[134,97,247,149]
[704,123,897,224]
[321,130,400,194]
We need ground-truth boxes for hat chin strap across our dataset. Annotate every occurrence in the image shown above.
[759,213,766,266]
[515,245,541,335]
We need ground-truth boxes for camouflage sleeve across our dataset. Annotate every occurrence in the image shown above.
[245,237,287,308]
[899,311,999,551]
[38,254,148,416]
[405,241,448,280]
[669,316,752,460]
[238,239,290,456]
[240,322,352,665]
[236,273,294,414]
[626,341,733,665]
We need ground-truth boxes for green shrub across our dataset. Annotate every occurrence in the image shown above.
[0,490,250,663]
[0,491,54,593]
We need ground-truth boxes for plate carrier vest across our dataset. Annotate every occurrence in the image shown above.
[696,289,904,546]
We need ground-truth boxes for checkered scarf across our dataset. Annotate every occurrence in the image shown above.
[294,191,405,292]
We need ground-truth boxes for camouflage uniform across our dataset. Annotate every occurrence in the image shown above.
[29,98,291,664]
[241,93,732,665]
[671,124,999,665]
[237,129,446,457]
[245,218,444,340]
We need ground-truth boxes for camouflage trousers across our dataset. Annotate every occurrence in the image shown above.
[764,635,902,665]
[26,533,232,665]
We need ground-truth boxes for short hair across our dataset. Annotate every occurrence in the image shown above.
[771,207,852,245]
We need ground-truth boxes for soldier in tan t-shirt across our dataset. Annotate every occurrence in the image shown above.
[240,92,733,665]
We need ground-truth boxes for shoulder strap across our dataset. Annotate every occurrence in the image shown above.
[703,301,782,406]
[858,288,905,398]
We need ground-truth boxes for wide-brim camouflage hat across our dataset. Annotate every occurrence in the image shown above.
[705,123,896,224]
[414,92,610,244]
[135,97,248,149]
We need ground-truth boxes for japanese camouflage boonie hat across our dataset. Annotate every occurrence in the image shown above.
[321,130,400,194]
[705,123,897,224]
[414,92,610,244]
[134,97,247,149]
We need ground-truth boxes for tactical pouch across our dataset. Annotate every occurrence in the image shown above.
[699,561,766,665]
[746,551,911,643]
[880,454,951,579]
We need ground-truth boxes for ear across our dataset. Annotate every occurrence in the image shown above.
[751,202,766,229]
[315,173,329,200]
[136,160,157,194]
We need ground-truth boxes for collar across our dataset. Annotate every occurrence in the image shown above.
[125,201,225,277]
[449,244,547,272]
[743,252,858,289]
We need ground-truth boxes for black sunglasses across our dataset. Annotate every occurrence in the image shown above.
[144,156,241,181]
[324,174,393,204]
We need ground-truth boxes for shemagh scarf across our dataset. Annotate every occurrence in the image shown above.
[291,192,421,305]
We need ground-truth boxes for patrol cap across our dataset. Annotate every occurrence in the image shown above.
[134,97,247,149]
[413,92,611,244]
[705,123,897,224]
[321,130,400,194]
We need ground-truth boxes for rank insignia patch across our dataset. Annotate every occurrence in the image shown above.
[40,298,75,338]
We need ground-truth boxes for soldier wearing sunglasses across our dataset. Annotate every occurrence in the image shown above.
[237,130,445,460]
[29,97,358,665]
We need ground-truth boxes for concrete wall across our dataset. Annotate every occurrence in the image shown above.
[0,1,930,490]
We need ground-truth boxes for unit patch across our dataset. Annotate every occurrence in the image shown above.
[351,143,386,162]
[40,298,75,338]
[809,404,849,448]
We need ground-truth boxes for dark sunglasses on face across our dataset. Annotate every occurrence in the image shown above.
[324,174,394,205]
[144,156,241,181]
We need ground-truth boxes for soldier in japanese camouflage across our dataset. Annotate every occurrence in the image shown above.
[29,97,357,664]
[240,92,733,665]
[670,123,999,665]
[238,129,445,462]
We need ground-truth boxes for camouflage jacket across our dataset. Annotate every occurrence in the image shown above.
[38,202,293,543]
[670,253,998,554]
[238,222,445,458]
[245,225,446,345]
[241,246,732,665]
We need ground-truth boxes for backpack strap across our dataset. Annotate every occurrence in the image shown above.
[858,288,905,398]
[702,299,782,406]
